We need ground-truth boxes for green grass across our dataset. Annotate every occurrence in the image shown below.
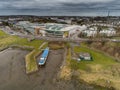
[14,37,44,49]
[67,48,71,61]
[40,42,48,50]
[0,30,44,49]
[0,30,7,36]
[0,35,44,49]
[70,45,117,70]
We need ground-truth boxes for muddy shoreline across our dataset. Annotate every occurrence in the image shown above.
[0,48,113,90]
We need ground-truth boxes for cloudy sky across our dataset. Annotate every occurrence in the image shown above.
[0,0,120,16]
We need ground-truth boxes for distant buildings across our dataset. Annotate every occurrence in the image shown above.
[100,28,116,37]
[81,26,116,37]
[51,18,72,24]
[13,19,117,38]
[14,21,87,38]
[82,27,97,37]
[14,21,42,34]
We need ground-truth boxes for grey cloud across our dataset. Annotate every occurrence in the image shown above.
[0,0,120,13]
[0,0,116,8]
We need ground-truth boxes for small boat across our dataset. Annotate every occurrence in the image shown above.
[38,47,49,66]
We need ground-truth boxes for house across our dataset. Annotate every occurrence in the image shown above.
[82,27,97,37]
[79,53,92,60]
[100,28,116,37]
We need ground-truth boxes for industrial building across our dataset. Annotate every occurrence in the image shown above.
[14,21,87,38]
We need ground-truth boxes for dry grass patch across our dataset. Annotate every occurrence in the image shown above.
[48,41,65,50]
[77,64,120,90]
[59,48,72,80]
[59,66,72,80]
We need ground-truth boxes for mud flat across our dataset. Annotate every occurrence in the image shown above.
[0,49,108,90]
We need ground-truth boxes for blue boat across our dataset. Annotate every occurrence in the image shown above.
[38,47,49,66]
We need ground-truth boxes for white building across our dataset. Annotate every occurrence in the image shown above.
[82,27,97,37]
[64,25,87,37]
[100,28,116,37]
[79,53,91,60]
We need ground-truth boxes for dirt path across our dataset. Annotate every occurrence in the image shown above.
[39,42,47,50]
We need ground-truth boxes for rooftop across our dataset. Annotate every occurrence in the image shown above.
[79,53,91,57]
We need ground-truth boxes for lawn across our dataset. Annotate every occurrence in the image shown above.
[70,45,117,70]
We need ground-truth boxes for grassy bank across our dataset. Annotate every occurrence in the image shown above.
[0,30,46,74]
[59,48,72,80]
[69,44,120,90]
[85,41,120,61]
[25,49,42,74]
[0,30,7,36]
[0,30,44,48]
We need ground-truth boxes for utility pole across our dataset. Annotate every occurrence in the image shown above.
[107,11,110,24]
[108,11,110,17]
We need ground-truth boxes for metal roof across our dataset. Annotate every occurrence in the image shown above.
[41,48,49,58]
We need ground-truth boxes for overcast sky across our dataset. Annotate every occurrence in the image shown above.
[0,0,120,16]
